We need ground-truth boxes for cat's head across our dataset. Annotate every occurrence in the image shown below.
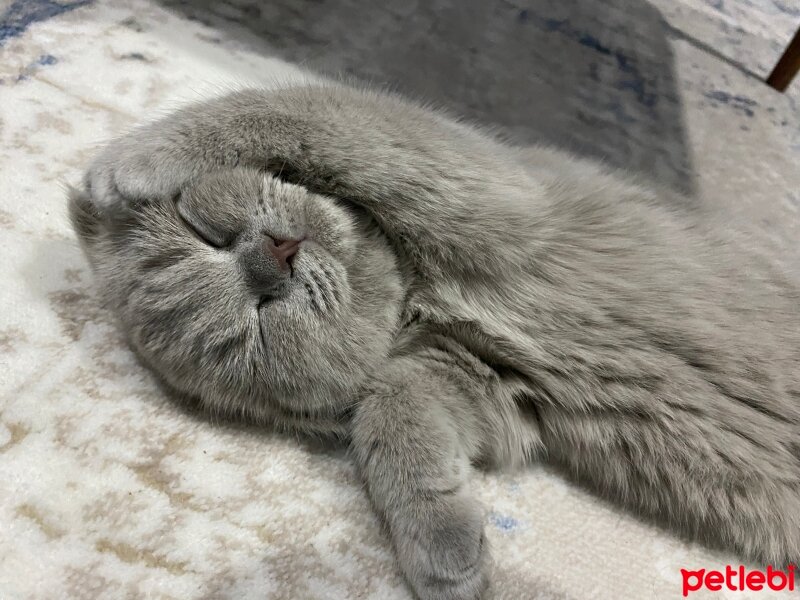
[69,168,404,435]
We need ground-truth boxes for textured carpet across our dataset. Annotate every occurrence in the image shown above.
[1,1,798,599]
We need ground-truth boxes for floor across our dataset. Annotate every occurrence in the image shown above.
[0,1,798,599]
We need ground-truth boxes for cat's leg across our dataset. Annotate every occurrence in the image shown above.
[83,84,534,269]
[537,381,800,565]
[351,353,492,600]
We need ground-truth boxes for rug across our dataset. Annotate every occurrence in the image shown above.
[1,1,798,598]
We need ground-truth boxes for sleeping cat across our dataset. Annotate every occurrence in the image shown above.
[69,83,800,600]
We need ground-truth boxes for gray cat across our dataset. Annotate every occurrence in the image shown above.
[69,83,800,600]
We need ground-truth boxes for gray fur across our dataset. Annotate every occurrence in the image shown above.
[70,83,800,600]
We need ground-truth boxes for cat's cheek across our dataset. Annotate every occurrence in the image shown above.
[302,195,359,261]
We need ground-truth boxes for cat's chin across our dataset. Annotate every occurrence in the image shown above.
[162,374,353,438]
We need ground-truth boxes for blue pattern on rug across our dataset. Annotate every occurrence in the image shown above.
[0,0,92,46]
[490,512,521,532]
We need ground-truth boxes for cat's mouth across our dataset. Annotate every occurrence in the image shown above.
[255,252,344,353]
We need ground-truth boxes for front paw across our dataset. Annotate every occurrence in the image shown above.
[82,154,129,218]
[84,137,193,217]
[391,492,489,600]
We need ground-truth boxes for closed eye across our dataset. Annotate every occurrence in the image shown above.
[175,197,230,249]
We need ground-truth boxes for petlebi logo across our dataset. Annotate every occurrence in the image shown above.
[681,565,796,596]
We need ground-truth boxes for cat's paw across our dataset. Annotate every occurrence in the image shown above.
[83,136,195,217]
[82,148,131,216]
[391,492,489,600]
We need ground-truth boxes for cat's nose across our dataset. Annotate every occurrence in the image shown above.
[263,235,302,272]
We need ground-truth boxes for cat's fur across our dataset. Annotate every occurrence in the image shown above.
[70,83,800,600]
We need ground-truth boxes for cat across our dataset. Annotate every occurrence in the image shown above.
[69,82,800,600]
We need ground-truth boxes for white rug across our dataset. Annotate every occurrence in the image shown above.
[1,1,798,599]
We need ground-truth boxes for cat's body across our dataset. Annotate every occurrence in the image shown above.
[70,83,800,600]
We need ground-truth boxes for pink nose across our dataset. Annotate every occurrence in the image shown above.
[263,236,301,271]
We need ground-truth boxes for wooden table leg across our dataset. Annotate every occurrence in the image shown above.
[767,26,800,92]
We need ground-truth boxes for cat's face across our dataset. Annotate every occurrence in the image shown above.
[70,168,404,434]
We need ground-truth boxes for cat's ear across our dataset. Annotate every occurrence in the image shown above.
[67,184,104,244]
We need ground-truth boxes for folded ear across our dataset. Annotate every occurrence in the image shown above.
[67,183,104,245]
